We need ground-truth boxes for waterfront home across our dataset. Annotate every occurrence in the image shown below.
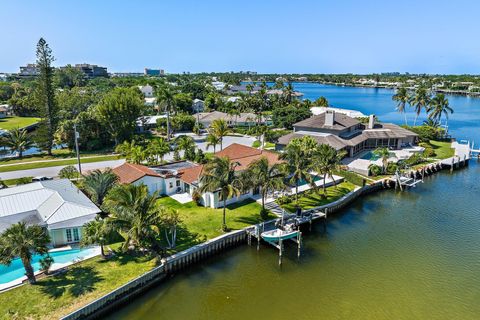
[310,106,365,118]
[194,111,271,128]
[0,179,101,246]
[138,85,154,97]
[276,111,418,157]
[112,144,282,208]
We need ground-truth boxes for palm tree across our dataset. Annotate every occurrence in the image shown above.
[1,127,33,158]
[409,87,431,126]
[0,223,50,284]
[314,96,329,107]
[373,147,390,174]
[313,144,346,195]
[199,157,242,231]
[423,118,440,128]
[210,119,231,150]
[175,135,196,161]
[244,157,286,210]
[283,82,295,104]
[427,93,453,127]
[392,87,410,125]
[81,219,108,258]
[105,184,163,252]
[82,168,118,207]
[156,85,176,140]
[280,137,316,204]
[206,132,220,153]
[147,138,171,164]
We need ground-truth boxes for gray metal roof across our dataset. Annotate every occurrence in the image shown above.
[0,179,100,232]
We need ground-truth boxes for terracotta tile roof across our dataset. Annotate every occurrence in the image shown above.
[112,162,161,184]
[178,165,204,184]
[217,144,282,167]
[177,144,282,184]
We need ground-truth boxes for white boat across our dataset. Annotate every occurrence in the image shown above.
[261,228,299,242]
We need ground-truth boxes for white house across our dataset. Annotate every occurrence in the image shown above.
[112,144,282,209]
[138,85,154,97]
[0,179,101,247]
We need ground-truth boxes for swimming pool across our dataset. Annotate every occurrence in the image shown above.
[0,247,99,285]
[360,151,395,161]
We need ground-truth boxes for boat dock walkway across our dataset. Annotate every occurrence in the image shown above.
[246,208,326,265]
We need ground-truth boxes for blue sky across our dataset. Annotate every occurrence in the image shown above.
[1,0,480,74]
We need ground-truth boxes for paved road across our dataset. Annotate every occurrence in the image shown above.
[0,135,256,180]
[0,159,126,180]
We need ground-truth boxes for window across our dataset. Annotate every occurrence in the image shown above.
[176,180,180,187]
[66,229,72,243]
[73,228,80,242]
[169,182,173,188]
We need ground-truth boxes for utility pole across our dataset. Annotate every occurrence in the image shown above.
[74,122,82,175]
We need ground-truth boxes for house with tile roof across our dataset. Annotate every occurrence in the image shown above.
[0,179,101,246]
[112,144,282,208]
[276,111,418,157]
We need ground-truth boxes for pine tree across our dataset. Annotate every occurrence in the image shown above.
[34,38,58,155]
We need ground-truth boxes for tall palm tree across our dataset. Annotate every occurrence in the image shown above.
[82,168,118,207]
[409,87,431,126]
[81,219,108,258]
[0,223,50,284]
[156,85,176,140]
[243,157,286,210]
[373,147,390,174]
[280,137,316,204]
[313,144,346,195]
[210,119,231,150]
[147,138,171,164]
[105,184,163,252]
[1,127,34,158]
[206,132,220,153]
[392,87,410,125]
[427,93,453,127]
[199,156,242,231]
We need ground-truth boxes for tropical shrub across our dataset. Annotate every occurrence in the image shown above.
[368,164,382,176]
[402,125,444,142]
[260,208,270,220]
[58,165,80,179]
[39,254,54,275]
[423,147,436,157]
[386,162,398,175]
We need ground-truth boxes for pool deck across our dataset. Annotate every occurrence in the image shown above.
[0,246,101,292]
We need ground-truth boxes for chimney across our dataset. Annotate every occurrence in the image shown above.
[325,110,335,127]
[368,114,375,129]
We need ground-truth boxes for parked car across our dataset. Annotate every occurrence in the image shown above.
[32,176,53,182]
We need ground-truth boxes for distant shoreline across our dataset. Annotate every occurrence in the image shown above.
[309,81,480,98]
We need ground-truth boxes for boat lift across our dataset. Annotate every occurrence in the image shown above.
[247,208,326,266]
[394,170,423,191]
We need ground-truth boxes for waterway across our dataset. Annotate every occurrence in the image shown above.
[107,84,480,320]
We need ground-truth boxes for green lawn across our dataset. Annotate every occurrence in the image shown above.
[429,140,454,159]
[280,182,356,212]
[0,199,273,319]
[0,155,121,173]
[157,197,274,252]
[0,250,157,320]
[0,116,40,130]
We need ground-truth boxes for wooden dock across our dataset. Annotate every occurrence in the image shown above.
[246,209,326,265]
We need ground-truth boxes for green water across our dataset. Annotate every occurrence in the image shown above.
[107,163,480,320]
